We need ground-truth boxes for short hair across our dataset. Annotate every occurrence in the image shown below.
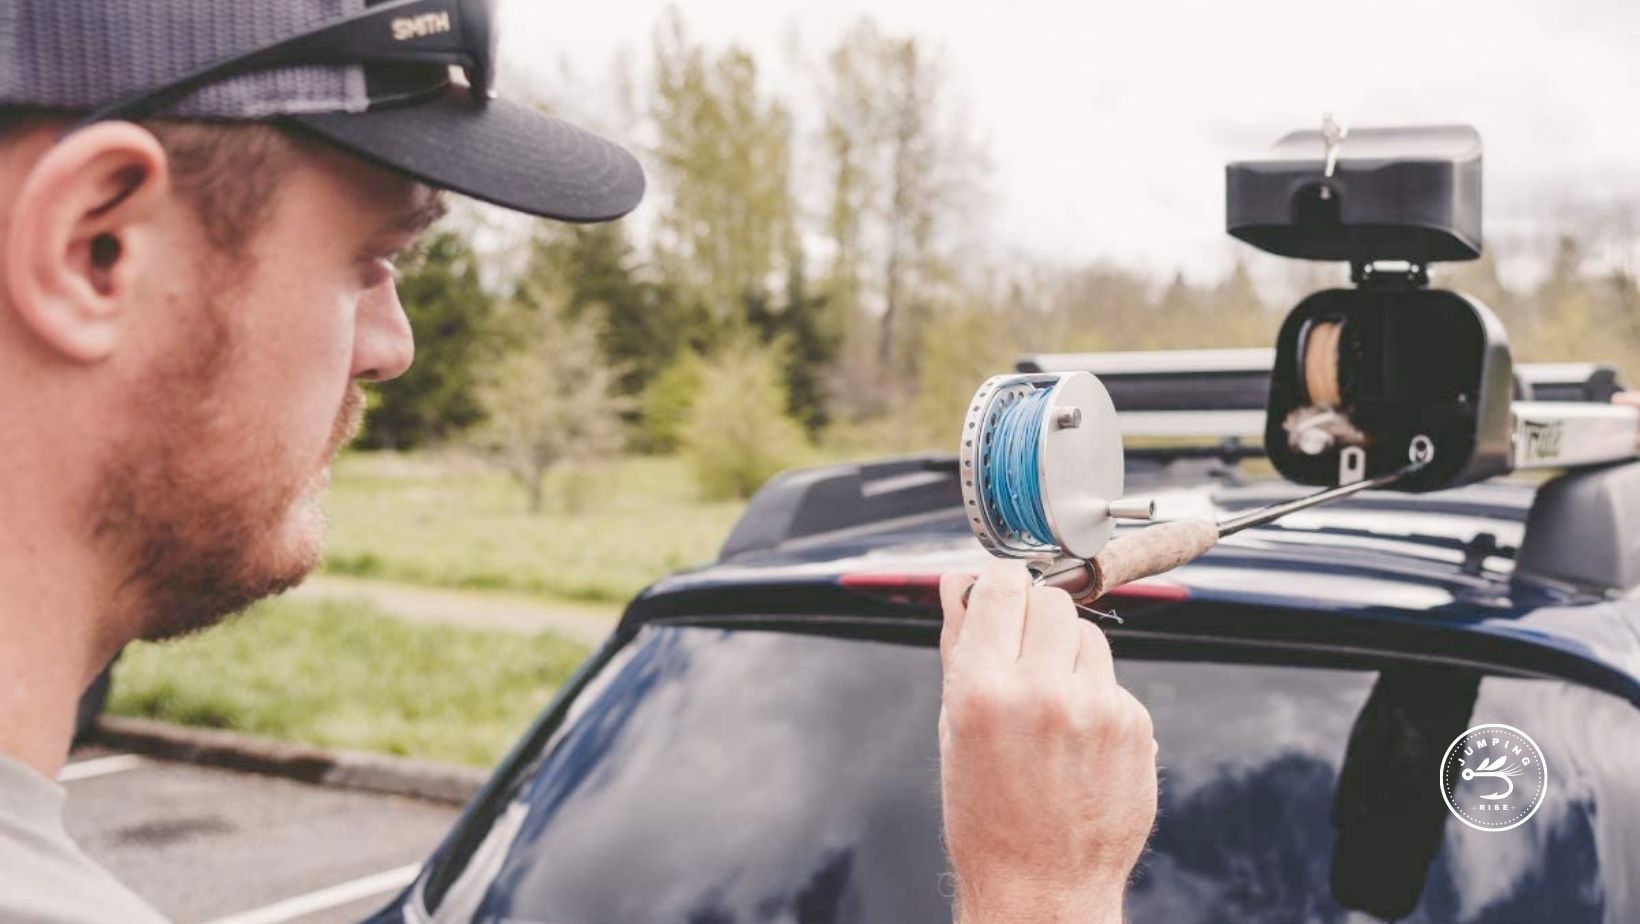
[0,106,301,257]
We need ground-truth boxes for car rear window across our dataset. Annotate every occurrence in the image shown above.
[420,623,1640,923]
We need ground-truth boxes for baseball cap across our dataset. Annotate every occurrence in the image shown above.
[0,0,645,222]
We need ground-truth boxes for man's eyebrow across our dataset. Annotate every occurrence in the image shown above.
[387,189,449,236]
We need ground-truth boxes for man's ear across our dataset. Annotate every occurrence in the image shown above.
[3,122,172,363]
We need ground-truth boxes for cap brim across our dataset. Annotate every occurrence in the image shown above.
[291,87,645,222]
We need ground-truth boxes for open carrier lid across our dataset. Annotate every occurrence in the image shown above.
[1227,123,1483,264]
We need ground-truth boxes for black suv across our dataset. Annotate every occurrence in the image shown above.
[363,363,1640,922]
[366,123,1640,923]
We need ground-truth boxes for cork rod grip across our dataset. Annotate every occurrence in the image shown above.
[1079,519,1220,603]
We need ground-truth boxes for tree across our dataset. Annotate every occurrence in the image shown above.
[1209,261,1276,346]
[681,337,811,500]
[905,303,1021,450]
[745,257,842,434]
[650,10,796,327]
[473,300,630,514]
[517,221,707,411]
[1039,262,1155,353]
[819,19,985,400]
[1521,234,1603,364]
[358,230,497,449]
[638,349,706,454]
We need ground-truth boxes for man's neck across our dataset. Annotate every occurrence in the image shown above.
[0,480,126,779]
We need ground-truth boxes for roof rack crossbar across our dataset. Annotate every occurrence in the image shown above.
[1020,350,1626,412]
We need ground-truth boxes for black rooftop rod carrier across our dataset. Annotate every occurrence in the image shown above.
[960,117,1640,609]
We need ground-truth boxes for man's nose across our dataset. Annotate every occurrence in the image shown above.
[352,281,414,382]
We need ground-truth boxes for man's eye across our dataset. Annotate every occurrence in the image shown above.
[392,242,428,275]
[361,257,397,289]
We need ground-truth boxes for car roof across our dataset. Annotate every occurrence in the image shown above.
[623,470,1640,706]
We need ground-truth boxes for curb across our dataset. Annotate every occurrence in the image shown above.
[93,716,489,806]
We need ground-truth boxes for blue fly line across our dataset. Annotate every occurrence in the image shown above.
[983,387,1055,547]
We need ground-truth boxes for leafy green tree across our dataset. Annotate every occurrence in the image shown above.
[358,231,497,449]
[473,298,631,515]
[1209,261,1277,346]
[820,18,984,395]
[1517,233,1636,381]
[638,349,706,454]
[906,304,1021,450]
[650,11,796,326]
[681,337,811,500]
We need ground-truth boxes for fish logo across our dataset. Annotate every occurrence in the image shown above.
[1463,753,1525,799]
[1439,723,1548,832]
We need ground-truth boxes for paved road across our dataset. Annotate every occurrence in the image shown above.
[63,746,459,924]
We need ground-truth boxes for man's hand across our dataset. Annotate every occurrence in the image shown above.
[938,560,1158,924]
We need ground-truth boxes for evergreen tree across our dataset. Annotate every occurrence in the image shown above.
[523,222,708,404]
[744,256,841,434]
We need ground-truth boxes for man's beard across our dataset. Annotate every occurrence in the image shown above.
[89,290,365,642]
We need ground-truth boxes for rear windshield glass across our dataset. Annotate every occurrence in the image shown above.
[422,624,1640,923]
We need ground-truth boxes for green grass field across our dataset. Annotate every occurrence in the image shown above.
[320,452,747,603]
[109,596,589,766]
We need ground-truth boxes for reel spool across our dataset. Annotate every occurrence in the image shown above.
[1284,315,1371,459]
[960,372,1148,563]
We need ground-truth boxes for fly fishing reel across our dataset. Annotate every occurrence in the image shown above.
[960,372,1157,578]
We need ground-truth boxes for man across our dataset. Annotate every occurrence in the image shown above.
[0,2,1158,922]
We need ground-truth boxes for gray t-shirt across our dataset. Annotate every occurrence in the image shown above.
[0,753,169,924]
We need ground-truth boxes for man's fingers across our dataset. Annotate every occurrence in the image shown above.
[1018,586,1080,671]
[1115,685,1158,773]
[938,571,973,666]
[1073,616,1115,686]
[956,559,1031,663]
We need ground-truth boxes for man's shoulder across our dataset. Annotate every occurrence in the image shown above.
[0,806,170,924]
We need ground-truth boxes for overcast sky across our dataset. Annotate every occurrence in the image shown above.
[498,0,1640,285]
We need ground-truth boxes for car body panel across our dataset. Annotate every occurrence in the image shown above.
[365,475,1640,923]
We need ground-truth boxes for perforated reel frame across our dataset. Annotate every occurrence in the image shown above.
[959,371,1125,561]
